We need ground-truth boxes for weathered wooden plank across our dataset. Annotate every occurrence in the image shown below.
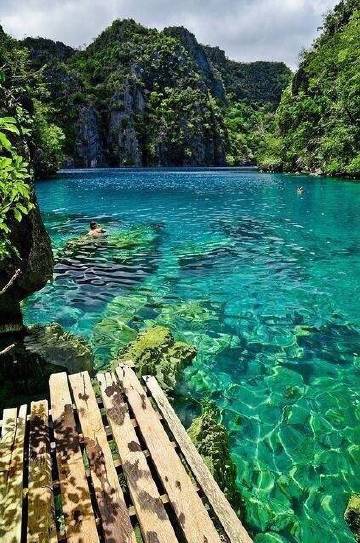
[0,408,17,499]
[98,371,178,543]
[0,404,27,543]
[49,372,99,543]
[69,371,136,543]
[116,365,222,543]
[145,375,253,543]
[27,400,57,543]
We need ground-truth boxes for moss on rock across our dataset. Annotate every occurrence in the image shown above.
[25,322,94,373]
[0,323,94,408]
[188,400,243,511]
[345,494,360,541]
[114,325,196,393]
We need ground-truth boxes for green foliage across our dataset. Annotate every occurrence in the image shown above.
[0,115,33,257]
[224,101,277,165]
[260,0,360,177]
[204,47,291,104]
[32,100,65,178]
[0,29,64,258]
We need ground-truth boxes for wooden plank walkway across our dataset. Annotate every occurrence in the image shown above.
[0,365,252,543]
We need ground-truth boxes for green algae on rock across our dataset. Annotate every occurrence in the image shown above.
[345,494,360,542]
[25,322,94,373]
[92,317,138,365]
[114,325,196,393]
[64,225,158,254]
[188,400,243,512]
[61,224,160,264]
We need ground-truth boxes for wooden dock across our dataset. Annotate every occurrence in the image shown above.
[0,364,252,543]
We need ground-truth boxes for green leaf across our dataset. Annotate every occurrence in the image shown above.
[13,208,23,222]
[0,132,12,151]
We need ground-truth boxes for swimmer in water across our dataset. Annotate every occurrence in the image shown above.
[88,221,106,238]
[297,186,304,195]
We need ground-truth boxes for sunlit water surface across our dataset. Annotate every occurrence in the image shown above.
[26,169,360,543]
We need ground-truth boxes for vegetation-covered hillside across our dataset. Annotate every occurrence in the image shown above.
[0,26,56,328]
[259,0,360,177]
[21,20,291,168]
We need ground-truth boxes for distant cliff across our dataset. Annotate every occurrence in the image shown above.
[258,0,360,177]
[22,19,291,168]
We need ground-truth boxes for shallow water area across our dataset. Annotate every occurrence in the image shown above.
[25,168,360,542]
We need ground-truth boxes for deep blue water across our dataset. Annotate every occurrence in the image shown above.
[26,168,360,542]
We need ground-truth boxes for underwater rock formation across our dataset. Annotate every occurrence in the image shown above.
[188,400,243,511]
[156,300,218,328]
[91,293,149,365]
[176,239,236,270]
[53,224,162,299]
[62,224,160,261]
[114,325,196,393]
[25,323,94,373]
[345,494,360,541]
[0,322,94,408]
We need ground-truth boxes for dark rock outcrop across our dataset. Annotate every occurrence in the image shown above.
[107,81,145,166]
[0,197,53,333]
[188,400,243,511]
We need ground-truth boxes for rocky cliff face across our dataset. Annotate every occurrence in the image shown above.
[75,105,104,167]
[107,78,146,166]
[164,27,225,100]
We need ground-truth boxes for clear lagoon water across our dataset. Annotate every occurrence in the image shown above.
[26,168,360,543]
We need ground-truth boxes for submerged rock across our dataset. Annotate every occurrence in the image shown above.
[345,494,360,541]
[91,293,149,365]
[114,325,196,393]
[156,300,218,329]
[0,323,94,408]
[61,224,160,262]
[25,323,94,373]
[188,400,243,511]
[92,317,138,364]
[176,239,236,269]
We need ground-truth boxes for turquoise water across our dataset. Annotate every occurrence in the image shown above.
[26,169,360,542]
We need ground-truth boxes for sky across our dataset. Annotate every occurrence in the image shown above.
[0,0,338,68]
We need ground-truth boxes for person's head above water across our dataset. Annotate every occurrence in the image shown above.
[88,220,105,237]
